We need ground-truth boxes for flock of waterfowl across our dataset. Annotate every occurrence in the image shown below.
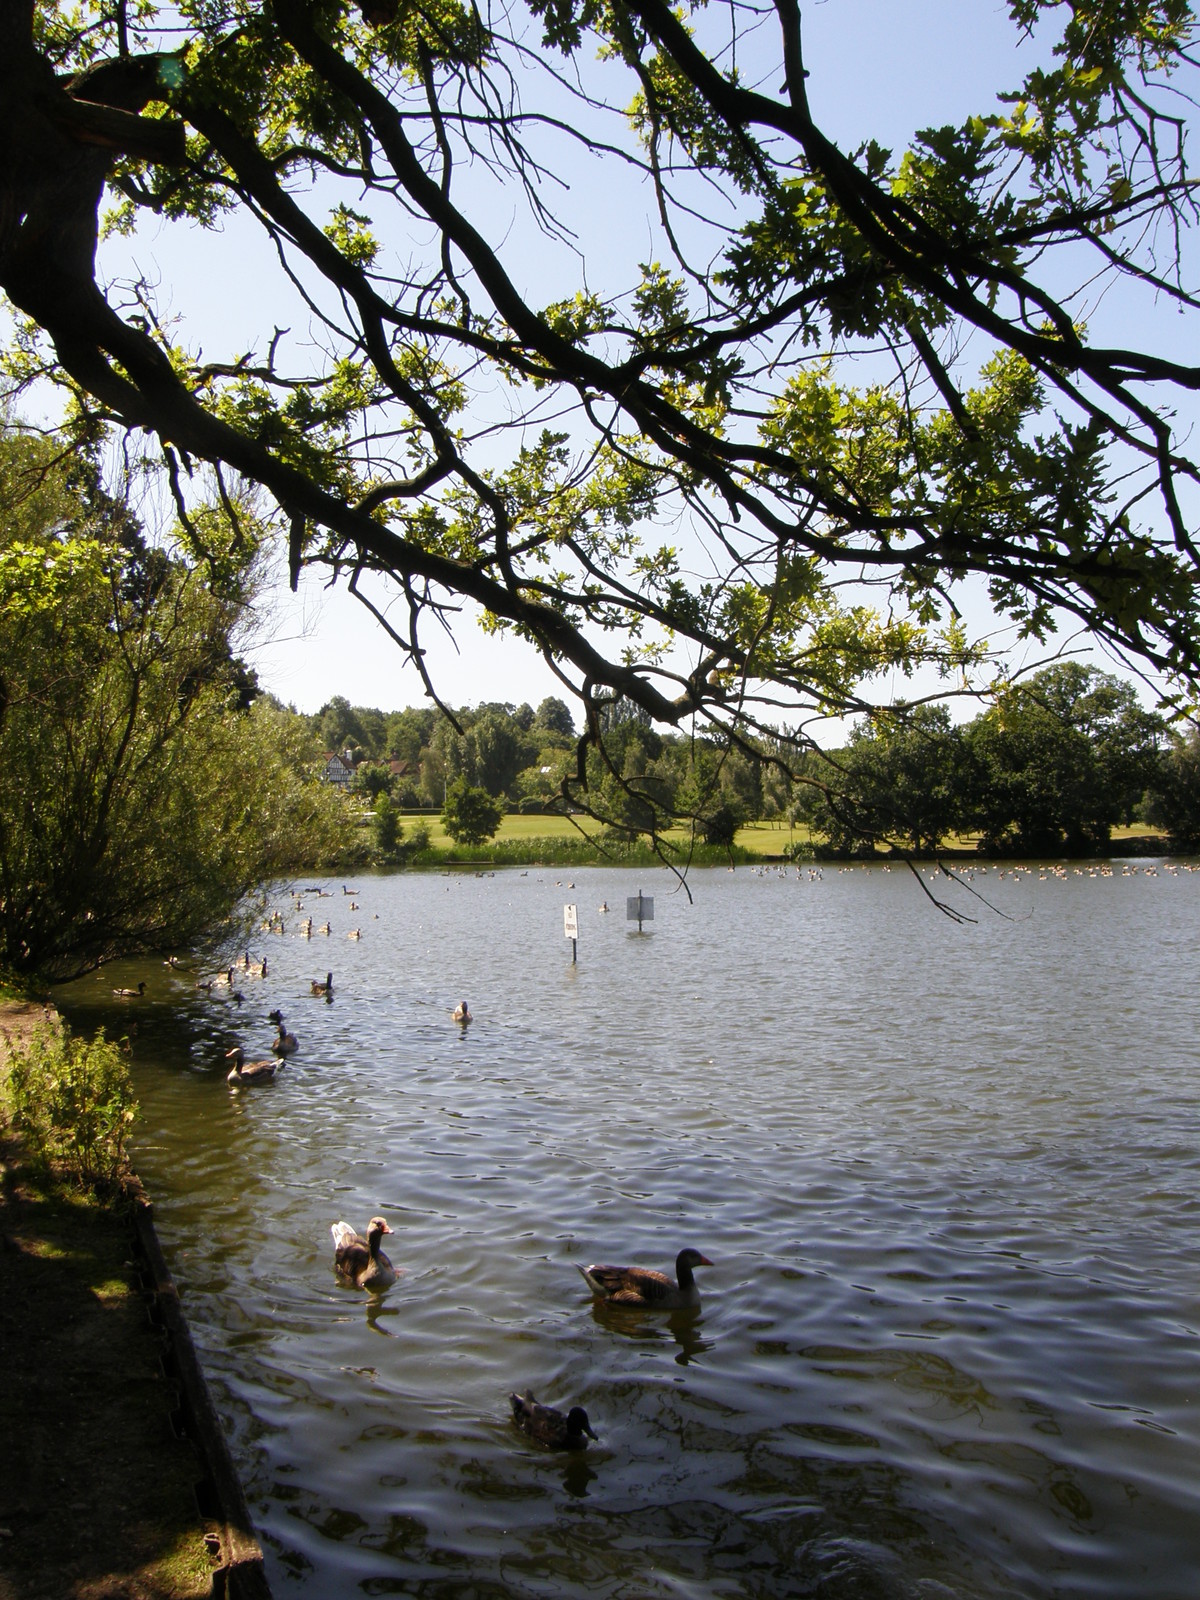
[326,1223,713,1449]
[113,859,1189,1453]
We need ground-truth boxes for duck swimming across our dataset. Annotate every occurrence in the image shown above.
[453,1000,472,1024]
[509,1390,597,1451]
[331,1216,397,1290]
[267,1011,298,1054]
[112,981,146,998]
[578,1247,713,1309]
[225,1047,278,1087]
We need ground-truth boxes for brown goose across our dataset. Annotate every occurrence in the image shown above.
[509,1390,597,1451]
[331,1217,398,1290]
[578,1247,712,1309]
[225,1047,279,1087]
[267,1010,298,1054]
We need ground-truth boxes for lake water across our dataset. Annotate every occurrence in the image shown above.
[61,861,1200,1599]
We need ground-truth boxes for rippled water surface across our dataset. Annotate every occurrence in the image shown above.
[63,862,1200,1598]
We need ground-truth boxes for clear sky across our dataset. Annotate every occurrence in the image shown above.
[71,5,1188,716]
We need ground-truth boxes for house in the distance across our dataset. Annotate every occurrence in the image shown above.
[320,750,358,787]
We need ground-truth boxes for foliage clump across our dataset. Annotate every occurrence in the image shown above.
[4,1024,137,1192]
[441,776,504,846]
[0,425,360,980]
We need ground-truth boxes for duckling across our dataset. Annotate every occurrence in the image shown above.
[331,1216,397,1290]
[578,1247,712,1309]
[112,981,146,998]
[225,1047,278,1087]
[267,1010,298,1055]
[453,1000,472,1024]
[311,972,333,997]
[509,1390,597,1451]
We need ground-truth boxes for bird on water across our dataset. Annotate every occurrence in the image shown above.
[225,1047,278,1087]
[331,1216,398,1290]
[578,1247,713,1309]
[509,1390,597,1451]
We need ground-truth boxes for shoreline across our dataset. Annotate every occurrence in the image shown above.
[0,1002,271,1600]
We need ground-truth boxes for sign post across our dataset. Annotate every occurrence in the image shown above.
[626,890,654,932]
[563,902,578,963]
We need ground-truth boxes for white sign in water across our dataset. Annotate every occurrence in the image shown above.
[563,903,578,938]
[626,893,654,923]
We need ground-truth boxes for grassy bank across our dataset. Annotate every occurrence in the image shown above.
[0,1011,215,1598]
[394,811,797,866]
[390,813,1167,867]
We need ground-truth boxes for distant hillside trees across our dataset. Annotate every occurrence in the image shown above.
[305,662,1196,858]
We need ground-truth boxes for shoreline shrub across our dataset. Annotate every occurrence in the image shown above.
[4,1024,138,1192]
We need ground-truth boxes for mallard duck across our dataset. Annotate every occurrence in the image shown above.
[453,1000,472,1024]
[331,1216,397,1290]
[578,1247,712,1309]
[267,1010,298,1054]
[311,972,333,996]
[112,981,146,998]
[509,1390,597,1451]
[225,1047,278,1087]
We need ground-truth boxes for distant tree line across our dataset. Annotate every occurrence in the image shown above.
[798,664,1179,858]
[301,661,1200,857]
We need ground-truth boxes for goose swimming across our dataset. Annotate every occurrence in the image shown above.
[578,1247,712,1309]
[331,1216,398,1290]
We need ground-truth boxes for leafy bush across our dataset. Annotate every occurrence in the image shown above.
[4,1025,138,1190]
[441,777,504,845]
[700,803,745,849]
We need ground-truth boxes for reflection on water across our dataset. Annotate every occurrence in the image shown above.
[60,862,1200,1598]
[590,1301,712,1367]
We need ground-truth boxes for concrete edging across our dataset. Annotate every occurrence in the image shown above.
[126,1179,272,1600]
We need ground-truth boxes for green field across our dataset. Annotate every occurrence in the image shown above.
[398,812,813,857]
[395,811,1161,864]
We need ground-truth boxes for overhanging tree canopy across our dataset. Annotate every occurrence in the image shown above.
[3,0,1199,797]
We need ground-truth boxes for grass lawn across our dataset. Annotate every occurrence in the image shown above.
[397,811,814,859]
[394,811,1161,864]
